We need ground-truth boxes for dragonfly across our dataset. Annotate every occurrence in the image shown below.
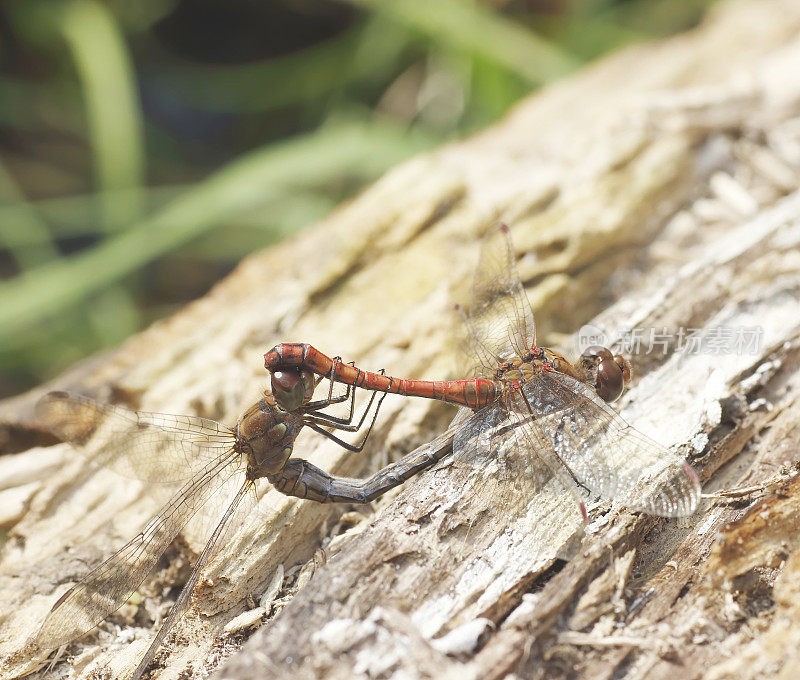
[265,224,701,519]
[25,368,455,680]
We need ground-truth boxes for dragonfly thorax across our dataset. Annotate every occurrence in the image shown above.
[494,352,546,384]
[237,398,304,479]
[500,346,632,404]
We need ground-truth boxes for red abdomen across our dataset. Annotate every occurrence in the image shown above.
[265,343,496,410]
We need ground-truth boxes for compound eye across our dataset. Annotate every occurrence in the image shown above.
[595,357,624,403]
[270,368,315,411]
[580,346,631,402]
[613,354,632,386]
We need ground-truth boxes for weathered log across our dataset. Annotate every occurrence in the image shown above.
[3,0,800,678]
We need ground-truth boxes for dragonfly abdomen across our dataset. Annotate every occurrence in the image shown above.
[265,343,497,409]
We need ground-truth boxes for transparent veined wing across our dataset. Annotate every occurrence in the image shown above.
[463,225,536,378]
[33,448,243,652]
[518,373,700,517]
[36,391,236,483]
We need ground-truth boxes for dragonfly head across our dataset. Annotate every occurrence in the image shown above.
[237,399,303,478]
[269,367,316,411]
[580,346,632,403]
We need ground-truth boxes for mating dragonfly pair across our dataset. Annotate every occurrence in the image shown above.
[25,224,700,679]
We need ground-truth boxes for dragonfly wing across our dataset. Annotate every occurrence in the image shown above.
[521,373,701,517]
[129,480,252,680]
[36,391,236,483]
[33,449,242,651]
[451,400,551,517]
[464,225,536,377]
[452,402,507,468]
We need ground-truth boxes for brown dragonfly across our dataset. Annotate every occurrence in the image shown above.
[265,224,701,518]
[26,371,454,680]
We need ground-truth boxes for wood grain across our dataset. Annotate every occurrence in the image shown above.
[3,1,800,678]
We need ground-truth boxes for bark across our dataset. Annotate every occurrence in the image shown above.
[3,0,800,678]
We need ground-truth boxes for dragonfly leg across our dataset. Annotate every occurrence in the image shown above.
[302,357,353,412]
[303,388,387,452]
[551,453,591,494]
[306,369,387,431]
[269,433,453,503]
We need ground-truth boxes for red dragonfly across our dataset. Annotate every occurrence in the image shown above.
[265,224,701,518]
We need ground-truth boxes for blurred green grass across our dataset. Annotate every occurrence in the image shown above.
[0,0,719,398]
